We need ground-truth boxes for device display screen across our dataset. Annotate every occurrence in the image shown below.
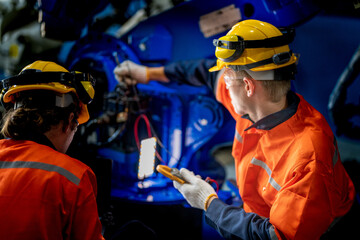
[138,137,157,180]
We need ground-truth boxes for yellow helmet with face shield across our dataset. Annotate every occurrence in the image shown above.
[209,19,297,73]
[0,61,95,124]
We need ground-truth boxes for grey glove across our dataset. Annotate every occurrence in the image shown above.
[113,60,148,84]
[173,168,217,210]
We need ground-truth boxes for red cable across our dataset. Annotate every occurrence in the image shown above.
[155,151,165,163]
[134,114,165,164]
[134,114,152,149]
[205,177,220,193]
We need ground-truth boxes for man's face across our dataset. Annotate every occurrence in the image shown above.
[61,115,79,154]
[63,124,77,153]
[223,68,250,116]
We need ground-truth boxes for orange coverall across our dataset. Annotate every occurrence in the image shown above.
[0,138,104,240]
[206,74,355,239]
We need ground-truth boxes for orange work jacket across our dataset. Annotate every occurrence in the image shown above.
[0,139,104,240]
[215,74,355,239]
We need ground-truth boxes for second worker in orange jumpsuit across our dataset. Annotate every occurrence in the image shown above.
[0,61,104,240]
[114,19,356,239]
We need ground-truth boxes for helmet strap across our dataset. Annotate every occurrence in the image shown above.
[213,28,295,51]
[228,51,293,71]
[244,28,295,48]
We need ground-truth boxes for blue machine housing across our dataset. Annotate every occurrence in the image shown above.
[122,0,321,63]
[37,0,111,40]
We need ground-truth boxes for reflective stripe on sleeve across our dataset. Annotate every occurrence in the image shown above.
[235,129,243,143]
[0,161,80,185]
[251,158,281,191]
[269,225,279,240]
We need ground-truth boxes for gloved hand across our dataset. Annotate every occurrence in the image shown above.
[173,168,217,211]
[113,60,148,85]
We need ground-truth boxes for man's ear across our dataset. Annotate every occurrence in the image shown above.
[243,77,255,97]
[67,112,78,132]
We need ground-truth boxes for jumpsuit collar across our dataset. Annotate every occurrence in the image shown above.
[26,133,57,150]
[242,91,300,131]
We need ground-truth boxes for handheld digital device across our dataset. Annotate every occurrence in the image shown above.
[137,137,157,180]
[156,165,186,184]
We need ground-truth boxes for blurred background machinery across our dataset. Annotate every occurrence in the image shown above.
[0,0,359,239]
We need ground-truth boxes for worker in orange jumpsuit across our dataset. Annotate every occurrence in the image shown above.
[114,20,355,239]
[0,61,104,240]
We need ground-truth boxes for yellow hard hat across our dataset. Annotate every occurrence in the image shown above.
[0,60,95,124]
[209,19,297,72]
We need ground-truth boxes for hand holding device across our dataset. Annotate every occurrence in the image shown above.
[173,168,218,211]
[156,165,186,184]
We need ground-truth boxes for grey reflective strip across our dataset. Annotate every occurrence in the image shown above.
[332,137,338,166]
[235,130,243,143]
[269,225,278,240]
[251,158,281,191]
[0,161,80,185]
[55,93,74,108]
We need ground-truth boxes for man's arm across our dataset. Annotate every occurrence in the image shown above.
[163,58,218,90]
[205,198,277,240]
[113,59,219,91]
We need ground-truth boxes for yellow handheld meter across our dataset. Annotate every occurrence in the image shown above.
[156,165,186,184]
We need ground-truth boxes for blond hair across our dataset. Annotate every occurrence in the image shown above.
[228,66,290,102]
